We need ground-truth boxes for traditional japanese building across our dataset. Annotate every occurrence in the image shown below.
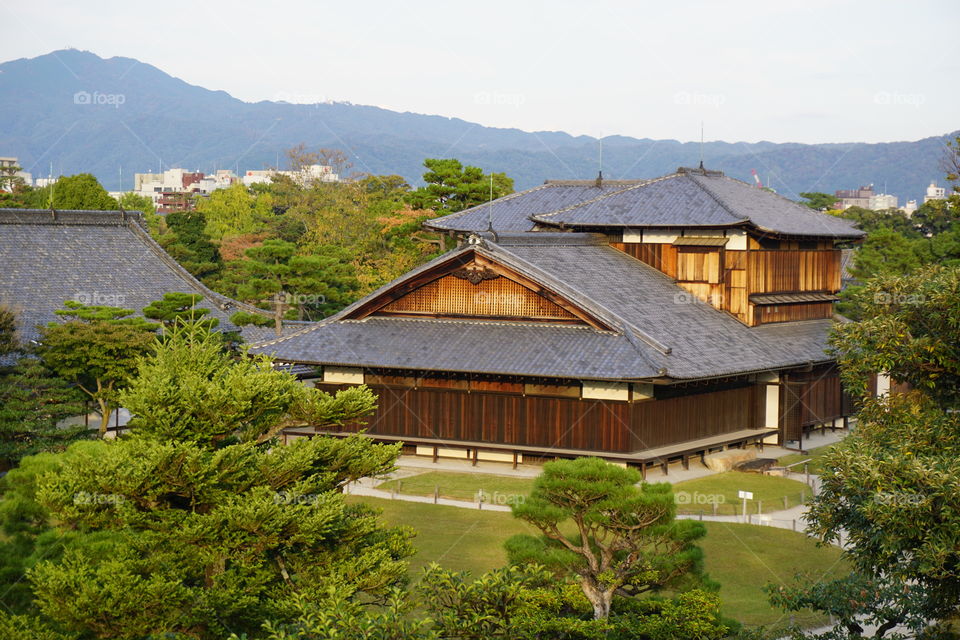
[0,208,285,346]
[252,167,864,472]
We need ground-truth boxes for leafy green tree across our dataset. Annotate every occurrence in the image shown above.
[848,226,922,281]
[116,191,154,215]
[29,174,119,210]
[234,590,436,640]
[196,182,273,241]
[162,210,224,281]
[911,198,960,237]
[505,457,708,619]
[768,572,945,640]
[835,206,919,237]
[226,239,360,333]
[0,358,87,469]
[799,192,838,210]
[406,158,513,214]
[37,302,158,435]
[783,266,960,632]
[26,325,402,639]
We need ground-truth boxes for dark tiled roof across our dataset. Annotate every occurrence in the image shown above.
[0,209,279,343]
[527,169,864,239]
[250,233,837,381]
[423,180,643,233]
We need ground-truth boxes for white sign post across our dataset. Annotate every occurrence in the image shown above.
[738,490,753,521]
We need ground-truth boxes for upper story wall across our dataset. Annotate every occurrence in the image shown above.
[609,228,842,326]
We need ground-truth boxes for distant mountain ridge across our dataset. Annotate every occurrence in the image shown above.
[0,49,954,203]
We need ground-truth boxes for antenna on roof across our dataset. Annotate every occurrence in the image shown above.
[486,173,499,242]
[595,133,603,187]
[698,121,704,170]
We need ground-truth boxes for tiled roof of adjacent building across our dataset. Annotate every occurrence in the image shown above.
[423,180,644,233]
[426,168,864,239]
[0,208,288,343]
[250,232,838,381]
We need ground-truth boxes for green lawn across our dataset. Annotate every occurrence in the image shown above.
[670,471,812,515]
[377,471,536,503]
[778,443,837,475]
[351,496,847,629]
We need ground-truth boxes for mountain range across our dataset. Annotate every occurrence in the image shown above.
[0,49,955,204]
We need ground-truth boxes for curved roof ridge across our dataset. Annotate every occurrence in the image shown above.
[482,242,673,365]
[424,182,553,228]
[683,174,750,224]
[531,174,680,224]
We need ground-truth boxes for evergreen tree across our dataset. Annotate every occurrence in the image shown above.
[505,457,709,619]
[25,324,401,639]
[0,358,87,469]
[37,302,158,435]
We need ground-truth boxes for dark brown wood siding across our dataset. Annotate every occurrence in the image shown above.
[754,302,834,324]
[629,384,760,450]
[319,380,761,454]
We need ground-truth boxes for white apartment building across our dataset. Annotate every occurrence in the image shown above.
[924,181,947,203]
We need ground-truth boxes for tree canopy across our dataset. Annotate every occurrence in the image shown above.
[406,158,514,215]
[506,457,709,619]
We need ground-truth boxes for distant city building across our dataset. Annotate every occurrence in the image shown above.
[868,193,898,210]
[833,184,874,209]
[0,156,33,189]
[241,164,338,187]
[903,199,918,216]
[924,181,947,203]
[133,168,240,213]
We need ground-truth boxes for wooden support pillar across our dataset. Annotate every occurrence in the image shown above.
[432,446,438,464]
[512,451,518,469]
[472,448,478,466]
[682,455,690,470]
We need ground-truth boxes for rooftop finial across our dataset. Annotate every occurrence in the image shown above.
[699,121,704,170]
[595,170,603,188]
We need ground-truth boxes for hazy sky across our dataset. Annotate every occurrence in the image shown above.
[1,0,957,144]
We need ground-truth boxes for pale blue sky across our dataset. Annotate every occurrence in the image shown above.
[1,0,957,143]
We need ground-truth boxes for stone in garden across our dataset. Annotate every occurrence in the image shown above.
[703,448,756,472]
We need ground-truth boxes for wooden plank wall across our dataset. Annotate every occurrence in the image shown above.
[379,272,579,322]
[748,250,841,294]
[318,380,759,454]
[754,302,833,324]
[610,242,678,278]
[629,384,759,450]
